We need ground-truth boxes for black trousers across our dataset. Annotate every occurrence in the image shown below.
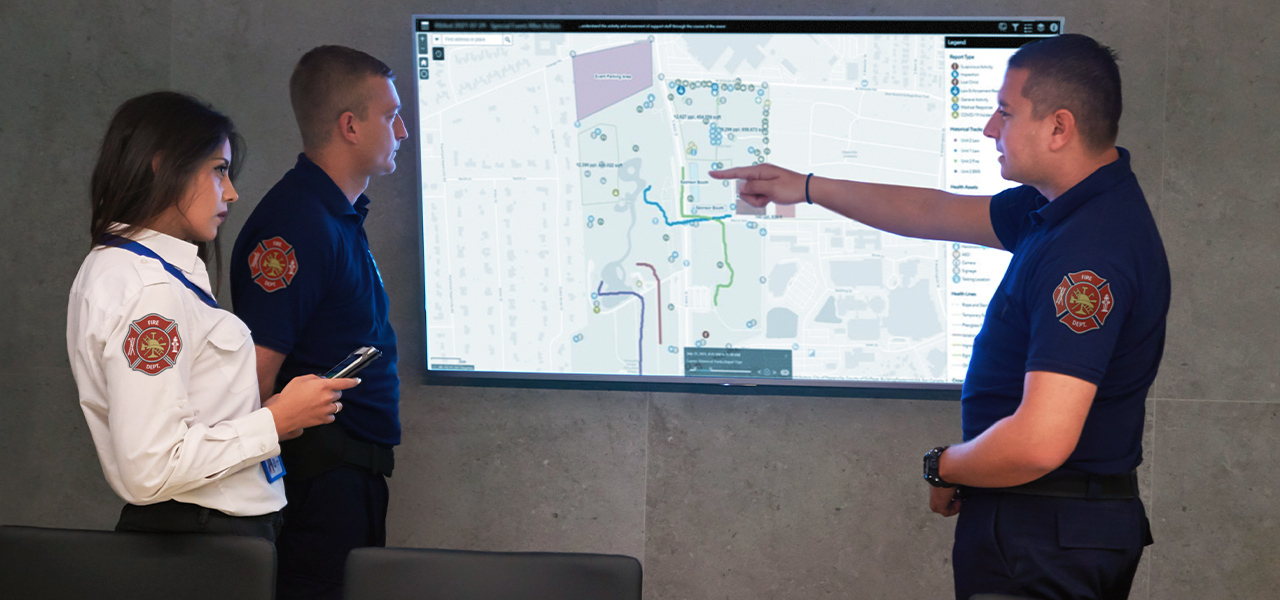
[115,500,282,542]
[953,492,1153,600]
[275,465,389,600]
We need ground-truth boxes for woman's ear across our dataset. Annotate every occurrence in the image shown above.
[151,152,163,174]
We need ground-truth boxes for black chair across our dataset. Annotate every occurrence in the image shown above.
[0,525,275,600]
[344,547,642,600]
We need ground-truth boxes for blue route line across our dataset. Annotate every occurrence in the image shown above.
[596,281,645,375]
[640,185,731,226]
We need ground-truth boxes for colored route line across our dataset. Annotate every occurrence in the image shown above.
[639,184,737,306]
[596,281,645,375]
[636,262,662,344]
[641,184,728,227]
[712,219,735,305]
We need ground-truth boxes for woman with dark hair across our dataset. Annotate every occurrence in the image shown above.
[66,92,358,541]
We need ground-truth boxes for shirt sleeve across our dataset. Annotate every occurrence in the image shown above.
[989,185,1038,252]
[98,275,279,504]
[1022,241,1133,385]
[230,213,335,355]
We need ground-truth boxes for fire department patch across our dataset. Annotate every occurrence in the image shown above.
[122,313,181,375]
[248,236,299,293]
[1052,270,1114,334]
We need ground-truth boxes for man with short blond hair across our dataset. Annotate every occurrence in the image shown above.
[231,44,408,600]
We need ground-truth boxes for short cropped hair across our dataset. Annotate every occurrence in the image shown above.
[289,45,394,150]
[1008,33,1122,152]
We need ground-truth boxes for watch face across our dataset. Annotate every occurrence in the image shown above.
[923,447,950,487]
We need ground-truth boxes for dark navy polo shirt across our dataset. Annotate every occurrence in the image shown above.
[961,148,1169,475]
[230,154,400,447]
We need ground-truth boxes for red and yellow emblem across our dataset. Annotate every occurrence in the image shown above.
[1052,270,1114,334]
[248,236,299,293]
[122,313,181,375]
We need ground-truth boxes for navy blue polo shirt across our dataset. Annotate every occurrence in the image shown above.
[230,154,400,447]
[961,148,1169,475]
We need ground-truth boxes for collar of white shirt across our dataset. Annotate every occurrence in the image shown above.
[108,224,203,276]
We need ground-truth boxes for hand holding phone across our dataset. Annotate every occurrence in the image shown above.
[323,346,382,379]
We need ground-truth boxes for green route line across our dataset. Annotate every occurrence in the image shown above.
[679,166,695,218]
[712,218,735,306]
[664,172,737,306]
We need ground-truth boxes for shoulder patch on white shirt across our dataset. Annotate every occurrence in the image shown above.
[122,313,182,375]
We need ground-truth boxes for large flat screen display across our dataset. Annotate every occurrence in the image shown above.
[411,16,1062,390]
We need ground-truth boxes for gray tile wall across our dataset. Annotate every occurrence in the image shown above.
[2,1,1275,598]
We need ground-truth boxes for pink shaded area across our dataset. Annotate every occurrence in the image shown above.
[776,204,796,218]
[572,41,653,122]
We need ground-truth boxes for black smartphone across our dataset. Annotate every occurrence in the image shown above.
[322,346,382,379]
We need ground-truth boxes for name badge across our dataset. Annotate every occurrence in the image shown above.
[261,456,286,483]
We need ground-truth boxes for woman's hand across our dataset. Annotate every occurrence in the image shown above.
[264,374,360,438]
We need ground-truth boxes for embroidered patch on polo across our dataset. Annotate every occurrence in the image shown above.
[123,313,182,375]
[248,236,299,293]
[1052,270,1114,334]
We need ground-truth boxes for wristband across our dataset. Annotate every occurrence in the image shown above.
[805,173,814,205]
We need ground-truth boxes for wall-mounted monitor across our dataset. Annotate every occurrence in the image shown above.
[411,15,1062,392]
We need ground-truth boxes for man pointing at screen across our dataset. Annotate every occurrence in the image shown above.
[711,34,1168,600]
[231,45,407,600]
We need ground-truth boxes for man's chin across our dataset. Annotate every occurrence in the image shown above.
[999,165,1016,182]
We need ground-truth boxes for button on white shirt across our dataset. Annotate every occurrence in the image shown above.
[66,228,285,516]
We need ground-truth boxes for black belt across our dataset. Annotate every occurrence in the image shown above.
[116,500,282,541]
[280,422,395,480]
[962,470,1139,500]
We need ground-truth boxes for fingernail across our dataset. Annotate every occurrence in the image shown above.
[355,377,362,385]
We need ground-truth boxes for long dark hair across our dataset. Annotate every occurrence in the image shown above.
[90,91,245,283]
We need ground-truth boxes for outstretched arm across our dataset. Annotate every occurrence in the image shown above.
[710,164,1004,249]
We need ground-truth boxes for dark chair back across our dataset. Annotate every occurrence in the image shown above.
[344,547,642,600]
[0,525,275,600]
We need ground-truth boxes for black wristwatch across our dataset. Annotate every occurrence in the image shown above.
[923,445,956,488]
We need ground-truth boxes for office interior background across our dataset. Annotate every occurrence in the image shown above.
[1,1,1276,598]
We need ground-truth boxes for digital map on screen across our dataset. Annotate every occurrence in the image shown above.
[412,17,1060,386]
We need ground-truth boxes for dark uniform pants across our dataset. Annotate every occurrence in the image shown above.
[954,492,1152,600]
[275,465,389,600]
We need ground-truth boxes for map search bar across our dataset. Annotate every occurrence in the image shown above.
[430,34,513,46]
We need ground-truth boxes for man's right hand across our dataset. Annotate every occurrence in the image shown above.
[929,485,962,517]
[709,164,808,207]
[265,374,360,438]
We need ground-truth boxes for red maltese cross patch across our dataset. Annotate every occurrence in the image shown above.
[248,236,299,293]
[123,313,181,375]
[1052,270,1114,334]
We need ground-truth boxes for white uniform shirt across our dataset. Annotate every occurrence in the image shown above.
[66,228,285,516]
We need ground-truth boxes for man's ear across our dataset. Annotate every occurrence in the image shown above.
[337,111,360,145]
[1047,108,1076,152]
